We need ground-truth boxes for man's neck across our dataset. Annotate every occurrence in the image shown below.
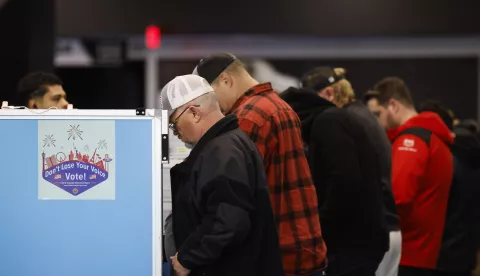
[199,110,225,137]
[399,108,418,126]
[234,75,259,100]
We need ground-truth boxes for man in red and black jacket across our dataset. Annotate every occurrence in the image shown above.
[373,77,454,276]
[193,53,327,276]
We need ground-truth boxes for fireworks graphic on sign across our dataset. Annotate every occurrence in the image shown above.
[98,140,107,150]
[67,125,83,141]
[43,134,56,148]
[84,145,90,153]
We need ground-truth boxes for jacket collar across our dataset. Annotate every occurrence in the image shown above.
[172,114,239,173]
[228,82,273,114]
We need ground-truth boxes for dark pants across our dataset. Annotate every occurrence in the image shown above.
[399,266,472,276]
[433,271,472,276]
[399,266,435,276]
[163,262,171,276]
[325,251,385,276]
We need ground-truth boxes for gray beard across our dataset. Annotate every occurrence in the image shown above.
[184,143,195,149]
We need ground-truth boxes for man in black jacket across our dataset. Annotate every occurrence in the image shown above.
[419,101,480,276]
[282,76,389,275]
[299,67,400,276]
[160,74,283,276]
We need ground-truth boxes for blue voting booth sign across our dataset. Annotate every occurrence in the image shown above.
[38,120,116,200]
[42,160,110,195]
[0,110,163,276]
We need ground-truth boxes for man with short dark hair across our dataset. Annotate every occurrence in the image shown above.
[373,77,454,276]
[193,53,327,276]
[17,71,69,109]
[364,90,389,129]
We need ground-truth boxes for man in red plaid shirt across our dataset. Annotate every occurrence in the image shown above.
[193,53,327,276]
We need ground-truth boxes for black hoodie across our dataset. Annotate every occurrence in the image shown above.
[281,87,389,254]
[436,128,480,273]
[452,127,480,170]
[343,100,400,232]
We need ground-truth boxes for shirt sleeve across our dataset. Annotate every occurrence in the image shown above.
[176,141,255,269]
[391,134,429,217]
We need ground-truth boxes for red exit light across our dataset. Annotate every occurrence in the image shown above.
[145,25,161,50]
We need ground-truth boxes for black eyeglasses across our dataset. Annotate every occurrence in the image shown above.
[169,105,200,131]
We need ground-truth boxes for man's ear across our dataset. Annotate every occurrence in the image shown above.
[219,72,233,88]
[321,87,335,102]
[190,105,202,123]
[388,98,397,111]
[386,98,403,114]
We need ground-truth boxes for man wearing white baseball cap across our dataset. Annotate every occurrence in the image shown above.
[160,74,283,276]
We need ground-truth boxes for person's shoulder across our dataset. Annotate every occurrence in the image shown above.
[391,133,431,155]
[235,95,272,127]
[346,102,375,119]
[313,108,367,139]
[239,90,295,116]
[237,93,271,115]
[314,107,348,124]
[236,97,292,130]
[203,129,252,155]
[345,105,384,132]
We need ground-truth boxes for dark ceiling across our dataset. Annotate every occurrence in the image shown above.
[56,0,479,37]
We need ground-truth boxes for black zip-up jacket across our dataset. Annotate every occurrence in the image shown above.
[281,88,389,254]
[344,101,400,232]
[436,128,480,273]
[170,114,284,276]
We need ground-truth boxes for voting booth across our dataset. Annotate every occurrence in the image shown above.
[0,109,168,276]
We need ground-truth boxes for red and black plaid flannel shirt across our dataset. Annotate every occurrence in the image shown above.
[228,83,327,275]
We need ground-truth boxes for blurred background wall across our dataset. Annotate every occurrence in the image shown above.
[56,0,479,36]
[0,0,478,119]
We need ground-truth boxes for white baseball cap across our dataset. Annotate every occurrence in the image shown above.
[160,74,214,116]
